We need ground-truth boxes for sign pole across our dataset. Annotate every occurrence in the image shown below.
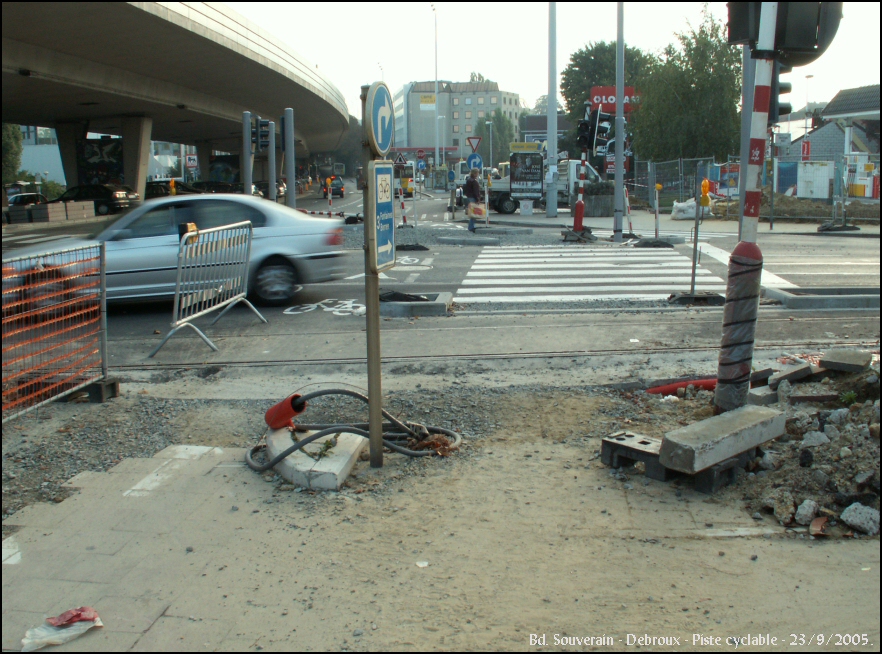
[361,85,384,468]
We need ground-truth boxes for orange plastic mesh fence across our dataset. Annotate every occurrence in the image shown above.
[2,245,105,421]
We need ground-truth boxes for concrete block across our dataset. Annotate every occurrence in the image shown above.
[789,391,839,405]
[265,428,366,490]
[748,386,778,405]
[379,292,452,317]
[768,362,812,390]
[659,405,785,474]
[763,286,880,309]
[820,349,872,373]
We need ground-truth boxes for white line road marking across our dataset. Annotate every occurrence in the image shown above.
[422,258,434,266]
[696,243,797,288]
[456,283,726,294]
[405,273,420,283]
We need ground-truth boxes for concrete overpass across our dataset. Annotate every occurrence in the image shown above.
[2,2,350,194]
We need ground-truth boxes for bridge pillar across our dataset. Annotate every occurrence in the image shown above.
[195,141,213,182]
[54,122,83,188]
[121,116,153,200]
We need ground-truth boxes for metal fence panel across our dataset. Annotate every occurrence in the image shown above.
[150,221,267,357]
[2,243,107,422]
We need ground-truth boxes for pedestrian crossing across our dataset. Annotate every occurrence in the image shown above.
[454,246,727,303]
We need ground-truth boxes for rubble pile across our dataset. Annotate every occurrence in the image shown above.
[711,185,880,221]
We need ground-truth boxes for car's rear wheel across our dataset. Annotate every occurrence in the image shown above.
[96,203,110,215]
[253,257,301,306]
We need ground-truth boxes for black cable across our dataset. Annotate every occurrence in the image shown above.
[245,389,463,473]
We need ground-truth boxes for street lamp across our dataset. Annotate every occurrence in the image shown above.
[432,4,439,183]
[437,115,445,169]
[485,120,493,173]
[804,74,814,138]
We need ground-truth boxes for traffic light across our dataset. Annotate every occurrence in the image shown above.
[578,109,612,154]
[768,61,792,127]
[577,118,593,149]
[251,116,270,151]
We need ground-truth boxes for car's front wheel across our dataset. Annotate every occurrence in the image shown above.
[253,257,301,306]
[96,203,110,215]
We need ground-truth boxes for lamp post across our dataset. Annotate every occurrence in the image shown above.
[485,120,493,173]
[432,4,439,185]
[438,115,445,168]
[804,74,814,138]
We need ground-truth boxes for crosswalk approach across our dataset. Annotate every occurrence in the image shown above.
[454,246,726,303]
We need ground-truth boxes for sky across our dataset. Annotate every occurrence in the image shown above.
[226,2,880,138]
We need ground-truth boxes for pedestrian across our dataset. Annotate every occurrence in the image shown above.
[464,168,482,232]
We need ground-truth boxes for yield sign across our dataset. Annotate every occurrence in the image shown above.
[395,153,408,165]
[466,136,482,152]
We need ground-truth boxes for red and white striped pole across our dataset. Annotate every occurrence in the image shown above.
[399,187,408,226]
[326,177,332,214]
[714,2,776,414]
[573,146,587,232]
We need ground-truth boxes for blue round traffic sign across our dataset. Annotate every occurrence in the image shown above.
[447,169,456,182]
[467,152,483,171]
[366,82,394,157]
[417,159,426,171]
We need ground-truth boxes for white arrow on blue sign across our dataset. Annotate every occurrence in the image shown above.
[369,160,395,273]
[467,153,483,171]
[367,83,394,158]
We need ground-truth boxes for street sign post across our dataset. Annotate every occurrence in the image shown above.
[417,159,426,171]
[417,149,425,159]
[366,82,394,158]
[466,136,482,152]
[369,161,395,273]
[467,152,483,172]
[394,153,408,165]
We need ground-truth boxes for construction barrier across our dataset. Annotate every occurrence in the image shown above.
[149,221,267,357]
[2,243,108,422]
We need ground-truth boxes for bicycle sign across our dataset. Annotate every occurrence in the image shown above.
[283,299,366,316]
[369,160,395,273]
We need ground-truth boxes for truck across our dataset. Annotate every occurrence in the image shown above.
[483,157,601,214]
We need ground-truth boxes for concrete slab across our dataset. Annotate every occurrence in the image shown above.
[789,391,840,404]
[474,226,533,235]
[436,235,500,246]
[820,348,873,372]
[660,405,785,474]
[264,428,366,490]
[379,292,452,317]
[763,286,880,309]
[748,385,778,405]
[769,362,812,390]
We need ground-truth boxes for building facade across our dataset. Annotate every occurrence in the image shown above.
[393,81,520,164]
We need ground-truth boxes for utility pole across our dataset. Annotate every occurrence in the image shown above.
[546,2,558,217]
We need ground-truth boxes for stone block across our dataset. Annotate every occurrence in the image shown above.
[748,386,778,406]
[820,349,872,373]
[768,362,812,390]
[789,391,839,405]
[265,428,366,490]
[659,405,785,474]
[840,503,880,536]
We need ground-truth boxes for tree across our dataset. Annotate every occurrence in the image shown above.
[560,41,654,123]
[2,123,24,184]
[16,169,65,199]
[473,108,515,168]
[630,9,741,160]
[532,95,563,116]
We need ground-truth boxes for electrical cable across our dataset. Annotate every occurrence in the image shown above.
[245,388,462,473]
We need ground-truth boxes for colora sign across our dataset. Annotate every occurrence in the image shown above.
[590,86,640,113]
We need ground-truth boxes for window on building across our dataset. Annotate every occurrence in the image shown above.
[465,98,472,105]
[478,97,484,105]
[465,124,473,133]
[453,138,459,146]
[491,96,498,104]
[453,111,459,119]
[453,125,460,133]
[478,110,485,118]
[465,111,472,119]
[453,98,459,106]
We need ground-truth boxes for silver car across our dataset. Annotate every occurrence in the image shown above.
[4,194,346,306]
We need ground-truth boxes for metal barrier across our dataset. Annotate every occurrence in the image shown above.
[149,221,267,357]
[2,243,108,422]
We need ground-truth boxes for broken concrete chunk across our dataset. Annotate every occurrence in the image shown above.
[768,363,812,390]
[840,503,880,536]
[748,385,778,406]
[789,391,839,405]
[762,488,795,525]
[801,431,830,447]
[659,405,785,474]
[820,349,872,373]
[795,499,819,525]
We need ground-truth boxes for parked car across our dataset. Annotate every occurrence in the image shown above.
[322,176,345,199]
[7,193,49,207]
[50,184,140,215]
[144,181,203,200]
[255,180,287,201]
[3,194,346,306]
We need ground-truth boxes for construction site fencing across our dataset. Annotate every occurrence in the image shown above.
[2,243,107,423]
[149,221,267,357]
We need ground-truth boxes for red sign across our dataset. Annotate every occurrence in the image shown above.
[590,86,640,113]
[417,149,425,159]
[466,136,482,152]
[801,140,811,161]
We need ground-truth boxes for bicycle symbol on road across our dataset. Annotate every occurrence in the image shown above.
[396,256,420,265]
[283,299,366,316]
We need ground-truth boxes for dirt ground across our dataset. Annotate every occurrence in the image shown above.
[3,358,880,650]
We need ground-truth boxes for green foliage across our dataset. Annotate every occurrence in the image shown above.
[15,170,65,200]
[584,181,614,196]
[2,123,24,184]
[839,390,857,406]
[473,109,515,168]
[560,41,654,123]
[630,9,741,161]
[532,94,563,115]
